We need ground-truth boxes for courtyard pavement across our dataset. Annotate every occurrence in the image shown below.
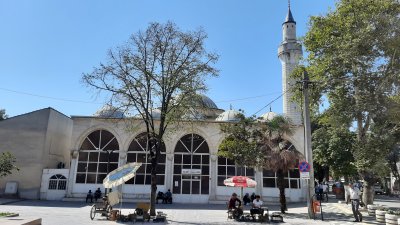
[0,195,399,225]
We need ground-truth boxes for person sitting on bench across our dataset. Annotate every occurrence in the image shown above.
[250,195,264,217]
[86,190,93,203]
[156,191,164,204]
[94,188,102,202]
[243,193,251,205]
[163,189,172,204]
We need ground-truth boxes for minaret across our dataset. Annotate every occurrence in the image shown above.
[278,2,303,125]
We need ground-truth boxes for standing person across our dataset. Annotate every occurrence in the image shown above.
[250,195,264,217]
[322,183,328,201]
[228,193,242,219]
[347,183,362,222]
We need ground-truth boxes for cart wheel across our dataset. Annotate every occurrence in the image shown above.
[106,205,113,219]
[90,205,96,220]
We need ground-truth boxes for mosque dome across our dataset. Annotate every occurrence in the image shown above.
[197,94,218,109]
[173,93,218,109]
[260,111,278,121]
[216,110,241,122]
[94,105,125,118]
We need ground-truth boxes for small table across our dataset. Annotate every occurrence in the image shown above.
[270,212,283,222]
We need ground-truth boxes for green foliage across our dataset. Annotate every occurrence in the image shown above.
[312,125,357,179]
[294,0,400,188]
[0,109,7,121]
[0,152,19,177]
[218,114,301,213]
[218,114,301,172]
[218,113,260,167]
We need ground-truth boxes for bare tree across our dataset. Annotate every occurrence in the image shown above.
[83,21,218,215]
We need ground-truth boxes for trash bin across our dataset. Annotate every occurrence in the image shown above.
[312,200,321,213]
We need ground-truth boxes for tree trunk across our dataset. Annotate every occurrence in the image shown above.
[276,169,287,213]
[149,137,159,216]
[362,178,375,205]
[150,166,157,216]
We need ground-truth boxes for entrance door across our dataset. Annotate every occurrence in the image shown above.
[173,134,210,203]
[41,172,68,200]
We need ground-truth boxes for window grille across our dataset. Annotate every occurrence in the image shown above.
[48,174,67,190]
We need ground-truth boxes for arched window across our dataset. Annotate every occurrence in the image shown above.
[76,129,119,184]
[49,174,67,190]
[173,134,209,195]
[217,156,255,186]
[126,133,166,185]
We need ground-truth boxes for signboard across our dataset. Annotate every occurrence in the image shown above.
[182,169,201,175]
[300,172,310,179]
[298,161,311,172]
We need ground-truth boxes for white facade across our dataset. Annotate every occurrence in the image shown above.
[0,6,307,204]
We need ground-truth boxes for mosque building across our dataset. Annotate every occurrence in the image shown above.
[0,6,306,203]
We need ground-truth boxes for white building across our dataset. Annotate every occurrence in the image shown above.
[0,6,307,203]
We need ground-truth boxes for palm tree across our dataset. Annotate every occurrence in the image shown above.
[259,115,303,213]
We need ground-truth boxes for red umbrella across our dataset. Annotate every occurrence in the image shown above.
[224,176,257,198]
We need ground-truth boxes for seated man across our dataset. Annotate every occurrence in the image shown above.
[86,190,93,203]
[156,191,164,204]
[228,193,243,219]
[94,188,102,202]
[243,193,251,206]
[164,189,172,204]
[250,195,264,217]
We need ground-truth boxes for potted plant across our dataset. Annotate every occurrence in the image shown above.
[367,204,380,216]
[384,209,400,225]
[376,207,389,223]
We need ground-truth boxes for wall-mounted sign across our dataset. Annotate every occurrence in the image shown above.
[300,172,310,179]
[181,169,201,175]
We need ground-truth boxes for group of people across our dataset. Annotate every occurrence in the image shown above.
[86,188,103,203]
[228,192,264,220]
[315,182,329,201]
[156,189,173,204]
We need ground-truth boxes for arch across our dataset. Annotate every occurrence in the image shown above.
[49,174,67,190]
[126,132,166,185]
[172,133,210,195]
[75,129,120,184]
[74,125,121,151]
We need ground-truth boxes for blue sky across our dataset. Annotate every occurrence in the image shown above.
[0,0,336,118]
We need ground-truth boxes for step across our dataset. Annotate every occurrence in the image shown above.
[62,197,149,203]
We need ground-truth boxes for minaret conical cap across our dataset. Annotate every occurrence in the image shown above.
[283,7,296,24]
